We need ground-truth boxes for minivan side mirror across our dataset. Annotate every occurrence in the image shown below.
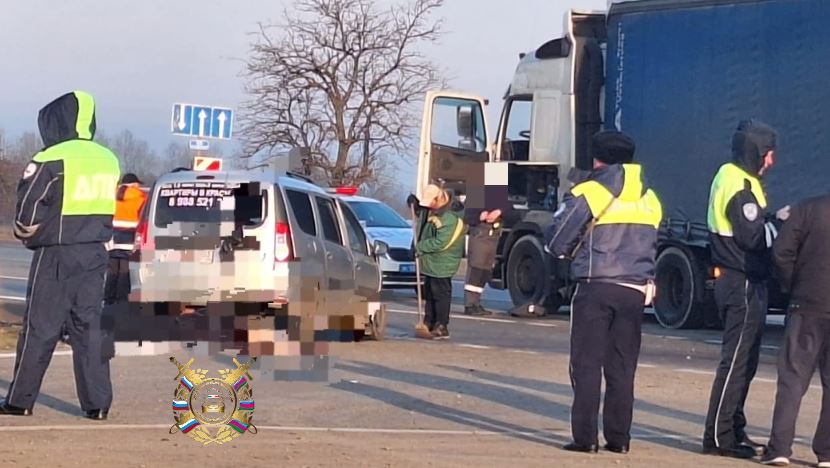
[373,240,389,257]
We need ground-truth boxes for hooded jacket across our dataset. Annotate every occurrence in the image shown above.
[544,163,662,285]
[14,91,121,249]
[415,196,466,278]
[707,120,778,280]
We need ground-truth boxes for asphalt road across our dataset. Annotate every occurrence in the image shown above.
[0,241,817,468]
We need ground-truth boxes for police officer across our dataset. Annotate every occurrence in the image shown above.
[544,130,662,454]
[105,173,147,304]
[761,195,830,466]
[0,91,120,419]
[463,209,503,316]
[702,119,787,458]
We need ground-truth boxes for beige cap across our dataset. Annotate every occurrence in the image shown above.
[420,184,444,207]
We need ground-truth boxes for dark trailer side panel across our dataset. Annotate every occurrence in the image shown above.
[605,0,830,226]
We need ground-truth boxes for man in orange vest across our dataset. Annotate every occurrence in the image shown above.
[105,173,147,304]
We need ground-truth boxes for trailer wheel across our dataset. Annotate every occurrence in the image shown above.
[654,247,705,329]
[506,235,549,307]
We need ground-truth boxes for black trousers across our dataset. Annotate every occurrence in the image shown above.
[767,312,830,460]
[5,244,113,411]
[703,270,768,449]
[464,266,491,308]
[569,282,645,447]
[104,256,131,305]
[424,276,452,329]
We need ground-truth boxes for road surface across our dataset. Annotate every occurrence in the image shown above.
[0,242,818,468]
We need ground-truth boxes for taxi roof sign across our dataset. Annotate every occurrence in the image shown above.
[193,156,223,171]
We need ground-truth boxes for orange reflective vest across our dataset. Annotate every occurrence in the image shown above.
[109,184,147,252]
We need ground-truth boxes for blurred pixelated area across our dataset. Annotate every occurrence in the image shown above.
[107,158,386,382]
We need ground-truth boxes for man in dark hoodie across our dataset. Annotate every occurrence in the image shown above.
[0,91,120,420]
[702,119,789,459]
[545,130,662,455]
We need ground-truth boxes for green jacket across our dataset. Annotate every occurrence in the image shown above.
[416,206,466,278]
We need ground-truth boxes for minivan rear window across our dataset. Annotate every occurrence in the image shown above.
[154,181,265,230]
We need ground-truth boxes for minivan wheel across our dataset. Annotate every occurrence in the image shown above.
[369,305,387,341]
[506,235,549,307]
[654,247,705,329]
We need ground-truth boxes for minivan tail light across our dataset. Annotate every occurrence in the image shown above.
[133,219,148,251]
[275,222,293,262]
[130,218,151,262]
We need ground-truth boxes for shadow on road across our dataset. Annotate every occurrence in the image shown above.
[435,364,774,450]
[336,361,570,422]
[331,378,570,448]
[334,360,713,453]
[0,377,80,418]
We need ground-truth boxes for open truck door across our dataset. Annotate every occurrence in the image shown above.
[416,91,492,200]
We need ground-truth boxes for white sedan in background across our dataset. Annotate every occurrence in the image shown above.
[330,188,419,290]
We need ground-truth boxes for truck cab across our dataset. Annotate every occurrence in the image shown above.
[417,10,608,315]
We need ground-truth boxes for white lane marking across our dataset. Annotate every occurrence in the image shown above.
[0,276,27,281]
[0,423,701,440]
[638,363,658,368]
[761,345,780,351]
[0,295,26,302]
[510,350,539,355]
[0,350,73,359]
[387,308,556,327]
[676,368,715,376]
[458,344,492,350]
[704,340,722,345]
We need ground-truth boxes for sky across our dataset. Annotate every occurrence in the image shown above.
[0,0,607,188]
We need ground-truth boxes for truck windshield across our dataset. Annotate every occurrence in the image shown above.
[154,181,265,230]
[347,201,409,228]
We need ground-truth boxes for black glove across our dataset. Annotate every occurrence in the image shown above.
[406,193,419,208]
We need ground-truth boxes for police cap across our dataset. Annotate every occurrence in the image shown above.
[592,130,636,165]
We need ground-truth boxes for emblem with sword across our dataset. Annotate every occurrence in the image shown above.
[169,356,258,445]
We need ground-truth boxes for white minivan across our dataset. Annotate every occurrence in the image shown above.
[124,167,389,344]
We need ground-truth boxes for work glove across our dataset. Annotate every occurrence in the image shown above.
[406,193,420,208]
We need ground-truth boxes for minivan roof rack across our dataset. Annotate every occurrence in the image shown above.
[285,171,314,184]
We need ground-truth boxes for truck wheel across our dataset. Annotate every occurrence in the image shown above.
[654,247,705,329]
[506,235,549,307]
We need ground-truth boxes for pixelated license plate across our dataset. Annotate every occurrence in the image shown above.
[399,264,415,273]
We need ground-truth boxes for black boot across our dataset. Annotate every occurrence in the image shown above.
[0,401,32,416]
[563,442,598,453]
[84,409,109,420]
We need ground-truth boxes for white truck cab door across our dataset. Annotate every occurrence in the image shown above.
[416,91,492,200]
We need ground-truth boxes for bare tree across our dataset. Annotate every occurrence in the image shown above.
[241,0,446,187]
[97,130,159,182]
[163,142,194,171]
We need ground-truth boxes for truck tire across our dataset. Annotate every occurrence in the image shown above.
[506,235,550,307]
[654,247,705,329]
